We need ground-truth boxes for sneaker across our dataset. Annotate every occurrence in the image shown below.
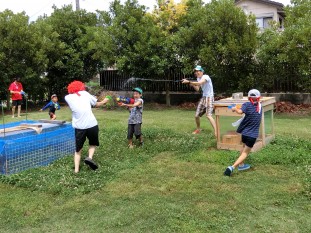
[84,157,98,170]
[128,144,134,149]
[192,129,201,134]
[238,164,251,171]
[224,166,234,176]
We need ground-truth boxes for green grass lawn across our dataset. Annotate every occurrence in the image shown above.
[0,107,310,233]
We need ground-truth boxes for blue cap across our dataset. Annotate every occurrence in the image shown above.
[194,65,204,73]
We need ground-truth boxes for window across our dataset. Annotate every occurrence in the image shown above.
[256,17,273,29]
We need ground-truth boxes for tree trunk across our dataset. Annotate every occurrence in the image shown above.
[165,80,170,106]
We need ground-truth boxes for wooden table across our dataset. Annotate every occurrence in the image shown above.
[213,97,276,152]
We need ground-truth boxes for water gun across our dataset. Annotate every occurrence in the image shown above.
[228,104,242,110]
[116,96,135,105]
[105,95,113,101]
[20,91,28,97]
[54,102,60,110]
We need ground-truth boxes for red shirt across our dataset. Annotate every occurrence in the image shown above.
[9,81,23,100]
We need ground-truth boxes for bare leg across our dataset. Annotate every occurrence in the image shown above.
[88,145,96,159]
[195,116,200,129]
[74,150,82,173]
[12,106,16,118]
[207,115,217,137]
[51,114,56,120]
[17,105,21,117]
[232,145,252,169]
[128,139,133,148]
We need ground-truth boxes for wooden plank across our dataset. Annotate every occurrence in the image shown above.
[214,97,276,107]
[217,143,243,151]
[215,108,241,116]
[260,109,266,146]
[216,115,221,143]
[38,119,66,124]
[20,124,42,128]
[218,140,264,152]
[271,110,275,135]
[0,125,42,134]
[263,104,274,112]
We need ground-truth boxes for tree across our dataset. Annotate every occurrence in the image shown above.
[177,0,258,93]
[97,0,177,105]
[0,10,46,106]
[150,0,188,105]
[256,0,311,92]
[36,5,103,96]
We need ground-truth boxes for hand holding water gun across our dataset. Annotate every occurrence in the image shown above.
[54,102,60,110]
[116,96,135,106]
[228,104,242,111]
[104,95,113,102]
[20,91,28,97]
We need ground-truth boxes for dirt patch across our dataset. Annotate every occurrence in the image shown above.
[275,101,311,115]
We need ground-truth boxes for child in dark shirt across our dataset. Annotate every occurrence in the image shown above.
[40,94,60,120]
[224,89,262,176]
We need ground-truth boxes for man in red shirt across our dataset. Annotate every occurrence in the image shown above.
[8,77,24,118]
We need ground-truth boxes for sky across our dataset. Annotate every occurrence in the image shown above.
[0,0,292,22]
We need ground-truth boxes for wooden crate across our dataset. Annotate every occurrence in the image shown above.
[214,97,276,152]
[222,131,241,144]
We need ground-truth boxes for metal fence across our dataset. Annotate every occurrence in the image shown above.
[100,70,309,93]
[100,70,195,92]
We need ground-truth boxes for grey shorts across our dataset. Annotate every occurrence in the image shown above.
[127,124,142,139]
[195,97,214,117]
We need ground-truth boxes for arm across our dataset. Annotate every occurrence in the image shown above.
[10,90,21,94]
[182,78,207,86]
[190,84,200,92]
[182,78,206,92]
[41,102,51,111]
[232,107,243,114]
[121,100,142,108]
[94,98,109,107]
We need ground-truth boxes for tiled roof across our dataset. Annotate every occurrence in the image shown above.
[235,0,284,8]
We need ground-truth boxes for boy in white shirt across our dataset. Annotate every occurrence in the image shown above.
[182,65,217,137]
[65,80,109,173]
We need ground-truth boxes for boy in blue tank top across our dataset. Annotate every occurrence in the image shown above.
[224,89,262,176]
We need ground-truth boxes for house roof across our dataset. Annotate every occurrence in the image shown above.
[235,0,284,8]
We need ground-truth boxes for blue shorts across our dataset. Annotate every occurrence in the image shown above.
[242,135,257,148]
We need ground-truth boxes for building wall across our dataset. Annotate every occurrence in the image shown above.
[236,0,283,28]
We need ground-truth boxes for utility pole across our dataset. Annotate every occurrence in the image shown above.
[75,0,80,11]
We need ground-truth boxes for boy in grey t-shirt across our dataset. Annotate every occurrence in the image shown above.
[120,87,144,148]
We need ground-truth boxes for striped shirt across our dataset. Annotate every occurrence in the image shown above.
[237,102,262,138]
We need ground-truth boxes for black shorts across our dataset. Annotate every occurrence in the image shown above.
[49,111,56,119]
[12,100,22,107]
[127,124,142,139]
[242,135,257,148]
[75,125,99,152]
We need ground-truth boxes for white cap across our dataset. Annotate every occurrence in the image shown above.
[248,89,260,98]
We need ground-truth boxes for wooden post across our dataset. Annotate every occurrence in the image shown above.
[271,109,275,135]
[165,80,171,106]
[216,114,221,146]
[260,110,266,146]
